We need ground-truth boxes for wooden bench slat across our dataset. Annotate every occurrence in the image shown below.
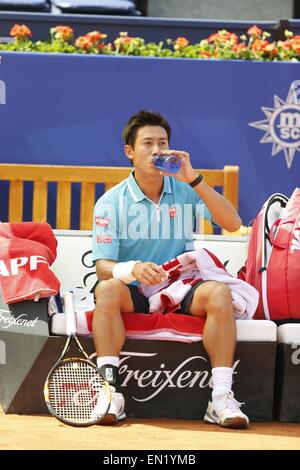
[104,183,117,192]
[0,164,132,183]
[8,181,23,222]
[0,164,224,185]
[80,183,96,230]
[223,165,239,211]
[56,182,72,229]
[32,181,47,222]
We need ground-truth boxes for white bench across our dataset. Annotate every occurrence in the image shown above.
[50,230,277,421]
[275,324,300,422]
[0,230,284,420]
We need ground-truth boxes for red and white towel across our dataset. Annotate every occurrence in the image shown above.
[139,248,259,319]
[121,312,205,343]
[49,287,204,343]
[70,286,205,341]
[51,308,205,343]
[52,254,259,342]
[0,222,60,304]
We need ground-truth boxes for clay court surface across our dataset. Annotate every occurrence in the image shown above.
[1,407,300,450]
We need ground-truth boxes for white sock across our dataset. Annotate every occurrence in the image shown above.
[211,367,233,400]
[96,356,119,369]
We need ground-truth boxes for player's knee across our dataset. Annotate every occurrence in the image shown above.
[206,283,233,315]
[94,278,126,307]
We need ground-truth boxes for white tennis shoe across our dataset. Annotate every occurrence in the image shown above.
[92,386,126,425]
[204,391,249,429]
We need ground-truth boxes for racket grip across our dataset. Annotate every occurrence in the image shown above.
[64,291,77,336]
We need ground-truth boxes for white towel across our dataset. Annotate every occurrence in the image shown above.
[139,248,259,319]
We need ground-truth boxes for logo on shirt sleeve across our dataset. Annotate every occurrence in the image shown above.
[96,235,112,244]
[169,207,177,218]
[95,217,109,227]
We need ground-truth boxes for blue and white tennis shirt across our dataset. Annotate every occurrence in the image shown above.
[92,171,211,265]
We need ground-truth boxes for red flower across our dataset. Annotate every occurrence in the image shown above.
[75,35,94,50]
[281,40,292,51]
[199,51,212,58]
[86,31,107,44]
[291,41,300,53]
[265,43,278,55]
[113,33,135,51]
[51,25,73,42]
[10,24,32,39]
[232,43,247,52]
[247,25,263,37]
[208,31,238,44]
[251,39,269,52]
[175,37,189,48]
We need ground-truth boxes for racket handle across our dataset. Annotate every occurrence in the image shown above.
[64,291,77,336]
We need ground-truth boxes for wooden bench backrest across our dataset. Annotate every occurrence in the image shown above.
[0,164,239,232]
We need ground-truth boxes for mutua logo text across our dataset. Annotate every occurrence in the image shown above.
[249,81,300,169]
[0,79,6,104]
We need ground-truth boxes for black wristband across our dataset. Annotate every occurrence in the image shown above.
[188,173,203,188]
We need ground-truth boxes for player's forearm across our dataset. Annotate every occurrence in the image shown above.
[95,260,117,281]
[193,180,242,232]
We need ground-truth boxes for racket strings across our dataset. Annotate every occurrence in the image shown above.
[48,360,109,424]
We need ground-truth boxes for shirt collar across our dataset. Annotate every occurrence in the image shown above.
[127,170,172,202]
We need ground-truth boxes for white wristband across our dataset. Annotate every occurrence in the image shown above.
[112,260,140,284]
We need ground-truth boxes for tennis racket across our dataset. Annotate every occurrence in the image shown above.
[44,291,111,426]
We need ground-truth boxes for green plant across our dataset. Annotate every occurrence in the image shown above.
[0,23,299,62]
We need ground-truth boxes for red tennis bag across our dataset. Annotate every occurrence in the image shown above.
[239,188,300,320]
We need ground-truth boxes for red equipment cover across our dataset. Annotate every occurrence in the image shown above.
[0,222,60,304]
[242,189,300,320]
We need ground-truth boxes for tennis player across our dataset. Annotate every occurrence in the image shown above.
[91,110,249,429]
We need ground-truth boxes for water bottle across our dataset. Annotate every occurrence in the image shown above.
[152,154,181,174]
